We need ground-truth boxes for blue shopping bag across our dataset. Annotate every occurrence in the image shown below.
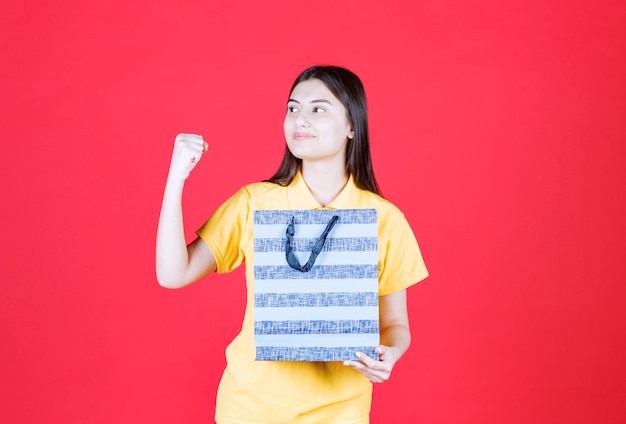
[253,209,380,361]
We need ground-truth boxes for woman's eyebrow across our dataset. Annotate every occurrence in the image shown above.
[287,98,332,104]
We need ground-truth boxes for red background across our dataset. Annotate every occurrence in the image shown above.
[1,1,625,423]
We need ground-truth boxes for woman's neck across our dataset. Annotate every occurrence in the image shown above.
[301,162,348,207]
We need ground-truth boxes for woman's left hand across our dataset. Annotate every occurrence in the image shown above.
[343,345,397,383]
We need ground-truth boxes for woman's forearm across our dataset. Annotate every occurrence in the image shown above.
[380,322,411,362]
[156,178,190,288]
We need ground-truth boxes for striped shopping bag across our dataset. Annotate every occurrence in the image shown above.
[253,209,379,361]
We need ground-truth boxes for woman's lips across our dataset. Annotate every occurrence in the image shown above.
[293,132,315,141]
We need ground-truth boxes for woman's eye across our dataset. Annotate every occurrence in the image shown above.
[287,106,299,113]
[313,106,325,113]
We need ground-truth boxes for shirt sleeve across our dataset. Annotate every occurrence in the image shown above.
[378,207,429,296]
[196,186,251,274]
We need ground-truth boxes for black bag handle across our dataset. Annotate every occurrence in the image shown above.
[285,215,339,272]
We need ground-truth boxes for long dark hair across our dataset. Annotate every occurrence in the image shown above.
[266,65,381,195]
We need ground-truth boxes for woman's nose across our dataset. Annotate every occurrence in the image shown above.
[296,112,310,127]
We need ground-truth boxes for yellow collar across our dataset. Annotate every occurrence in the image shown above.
[287,171,362,210]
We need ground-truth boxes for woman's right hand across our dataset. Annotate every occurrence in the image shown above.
[168,133,209,181]
[156,132,215,289]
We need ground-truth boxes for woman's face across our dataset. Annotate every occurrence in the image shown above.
[284,79,354,166]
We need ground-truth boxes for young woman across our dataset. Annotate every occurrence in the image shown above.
[156,65,428,423]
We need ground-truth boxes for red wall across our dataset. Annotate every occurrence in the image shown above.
[1,1,625,423]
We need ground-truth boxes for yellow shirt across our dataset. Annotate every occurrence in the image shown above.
[197,172,428,424]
